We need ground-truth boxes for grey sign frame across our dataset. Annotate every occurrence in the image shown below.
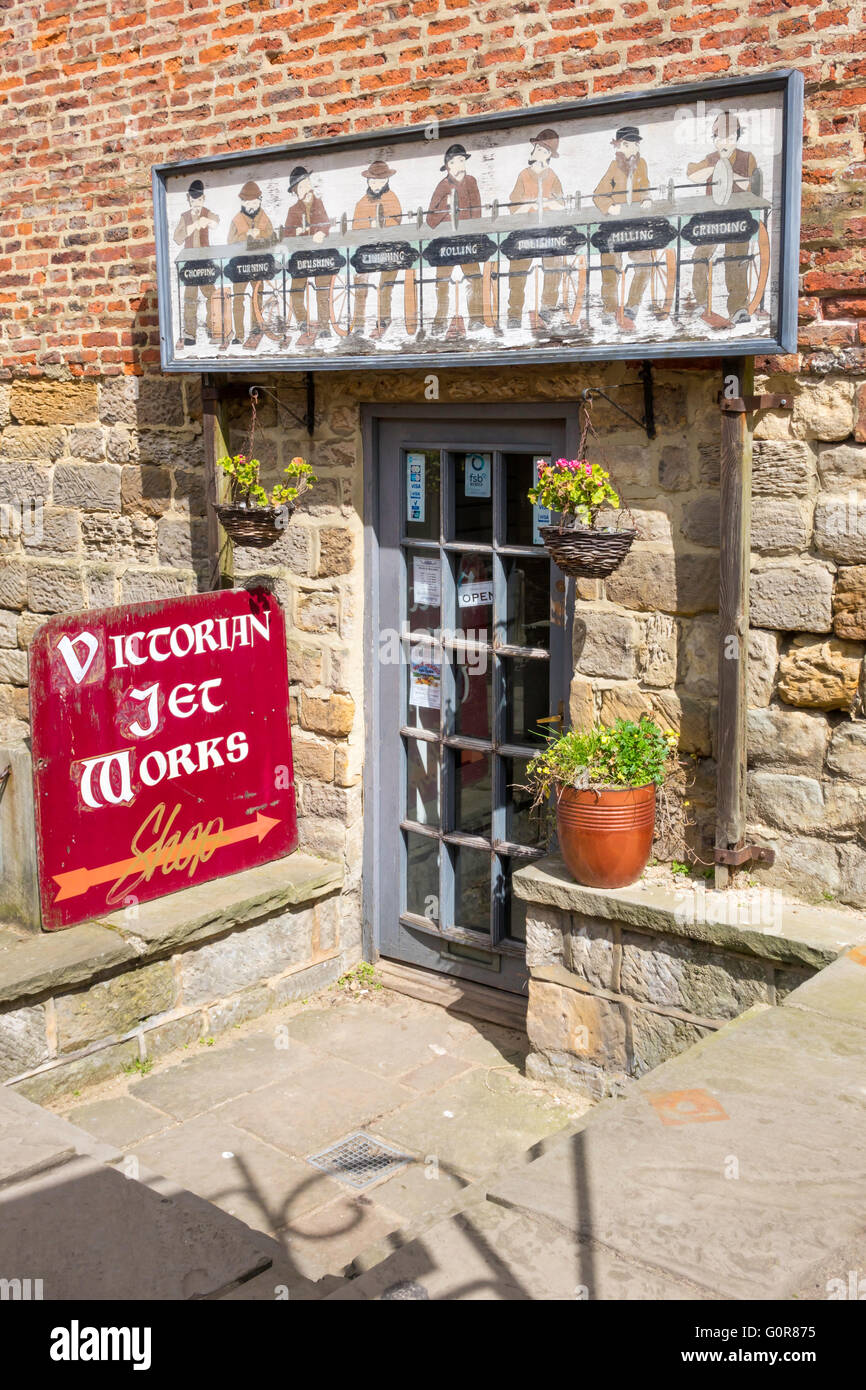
[152,69,803,374]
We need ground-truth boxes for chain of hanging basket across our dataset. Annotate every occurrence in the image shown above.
[538,398,638,578]
[215,389,294,548]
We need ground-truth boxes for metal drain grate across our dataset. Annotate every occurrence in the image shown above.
[306,1132,412,1189]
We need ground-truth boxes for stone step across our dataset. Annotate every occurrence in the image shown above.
[330,956,866,1300]
[486,1001,866,1300]
[0,1084,274,1300]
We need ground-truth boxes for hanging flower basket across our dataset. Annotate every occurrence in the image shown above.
[215,390,315,550]
[538,519,636,578]
[528,409,636,579]
[215,500,295,549]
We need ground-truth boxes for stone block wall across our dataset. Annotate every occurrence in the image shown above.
[0,371,366,916]
[742,375,866,905]
[221,378,364,895]
[4,360,866,919]
[0,885,358,1103]
[523,897,814,1098]
[1,0,866,918]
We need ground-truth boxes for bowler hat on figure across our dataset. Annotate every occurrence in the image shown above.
[361,160,396,179]
[614,126,642,143]
[288,166,310,192]
[530,128,559,157]
[440,143,469,170]
[187,179,205,198]
[239,180,262,200]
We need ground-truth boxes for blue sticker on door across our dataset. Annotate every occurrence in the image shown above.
[464,453,491,499]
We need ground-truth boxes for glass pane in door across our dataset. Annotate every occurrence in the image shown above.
[384,429,565,994]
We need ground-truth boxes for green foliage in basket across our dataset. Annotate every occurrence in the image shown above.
[218,453,316,509]
[527,456,620,527]
[526,717,678,805]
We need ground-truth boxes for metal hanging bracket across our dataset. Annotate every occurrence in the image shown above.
[245,375,315,437]
[718,393,793,414]
[0,764,11,807]
[714,843,776,868]
[581,360,656,440]
[215,376,316,437]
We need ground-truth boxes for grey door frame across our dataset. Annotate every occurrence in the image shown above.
[361,402,581,980]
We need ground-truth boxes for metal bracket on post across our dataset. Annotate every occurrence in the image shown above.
[715,843,776,868]
[718,393,793,414]
[581,361,656,440]
[0,764,10,807]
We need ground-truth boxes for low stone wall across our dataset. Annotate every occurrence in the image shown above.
[515,855,866,1099]
[0,856,357,1103]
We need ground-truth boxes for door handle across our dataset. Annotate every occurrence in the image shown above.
[537,702,564,730]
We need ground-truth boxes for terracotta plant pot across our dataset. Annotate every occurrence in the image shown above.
[556,782,656,890]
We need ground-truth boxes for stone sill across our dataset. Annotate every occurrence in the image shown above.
[513,854,866,972]
[0,853,342,1007]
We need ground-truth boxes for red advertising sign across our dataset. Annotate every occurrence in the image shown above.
[30,588,298,931]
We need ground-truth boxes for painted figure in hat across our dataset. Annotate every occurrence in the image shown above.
[592,126,654,329]
[350,160,402,340]
[281,166,334,348]
[426,143,483,334]
[226,180,276,348]
[686,111,759,326]
[173,178,219,345]
[506,128,566,329]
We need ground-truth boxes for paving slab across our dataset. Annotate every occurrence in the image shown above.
[283,1004,463,1077]
[375,1067,573,1180]
[0,1083,119,1186]
[326,1199,709,1300]
[219,1250,343,1301]
[131,1111,343,1234]
[782,948,866,1031]
[489,1005,866,1299]
[790,1228,866,1301]
[67,1094,171,1149]
[363,1153,471,1225]
[129,1033,314,1119]
[0,1154,270,1300]
[400,1053,471,1091]
[271,1191,406,1280]
[222,1055,413,1155]
[444,1021,528,1066]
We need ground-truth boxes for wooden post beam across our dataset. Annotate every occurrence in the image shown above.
[201,373,233,591]
[714,357,753,890]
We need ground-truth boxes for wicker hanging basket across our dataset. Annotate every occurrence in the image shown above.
[215,500,295,549]
[539,520,636,578]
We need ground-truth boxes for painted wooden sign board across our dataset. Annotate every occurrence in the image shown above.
[30,589,298,931]
[153,70,802,372]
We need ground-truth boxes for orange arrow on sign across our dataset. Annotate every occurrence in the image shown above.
[52,811,280,902]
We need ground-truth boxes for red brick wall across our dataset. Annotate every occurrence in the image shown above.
[0,0,863,383]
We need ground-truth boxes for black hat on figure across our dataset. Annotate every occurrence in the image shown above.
[187,179,205,198]
[440,143,469,170]
[289,166,311,191]
[613,126,642,143]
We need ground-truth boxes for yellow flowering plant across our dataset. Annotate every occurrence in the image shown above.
[526,717,679,807]
[217,453,316,510]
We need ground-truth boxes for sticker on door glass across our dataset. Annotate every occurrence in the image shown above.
[458,579,493,609]
[532,456,551,545]
[410,660,441,709]
[407,453,425,523]
[412,555,440,608]
[464,452,491,499]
